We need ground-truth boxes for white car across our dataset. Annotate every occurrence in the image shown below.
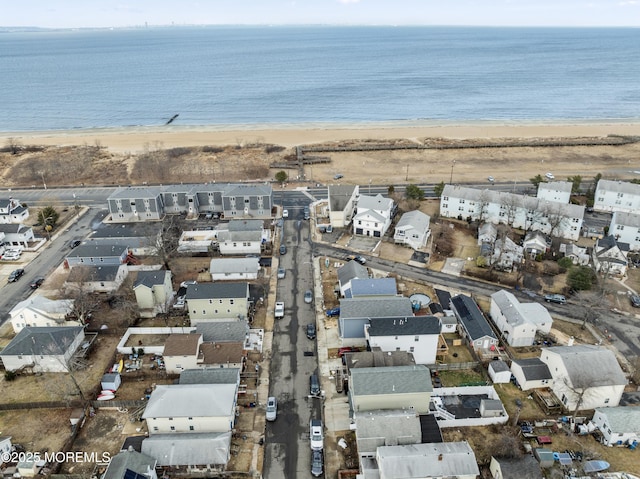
[1,249,21,261]
[275,302,285,319]
[282,209,289,218]
[310,419,324,450]
[545,172,555,180]
[266,396,277,421]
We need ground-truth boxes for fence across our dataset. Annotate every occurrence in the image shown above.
[428,361,479,371]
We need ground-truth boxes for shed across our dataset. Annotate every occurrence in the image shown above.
[101,372,122,391]
[488,360,511,384]
[480,399,504,418]
[534,448,554,468]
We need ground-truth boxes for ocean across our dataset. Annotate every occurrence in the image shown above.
[1,25,639,132]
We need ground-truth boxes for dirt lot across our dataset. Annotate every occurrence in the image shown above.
[0,408,71,454]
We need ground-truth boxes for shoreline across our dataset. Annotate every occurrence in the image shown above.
[2,119,640,153]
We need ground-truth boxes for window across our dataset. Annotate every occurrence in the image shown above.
[189,425,195,431]
[188,417,193,420]
[153,426,159,432]
[202,310,206,315]
[230,299,234,305]
[443,196,448,201]
[409,347,415,352]
[604,398,610,404]
[616,225,624,230]
[170,426,175,431]
[415,336,419,341]
[169,417,173,421]
[442,203,448,209]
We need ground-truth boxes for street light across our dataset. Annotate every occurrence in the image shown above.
[73,193,80,217]
[44,216,54,241]
[449,160,457,184]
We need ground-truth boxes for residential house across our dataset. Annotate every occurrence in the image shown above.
[0,437,12,465]
[394,210,431,249]
[179,368,241,385]
[195,321,250,344]
[350,278,397,298]
[197,342,245,369]
[328,184,359,227]
[353,194,394,238]
[142,383,238,434]
[209,257,260,281]
[163,334,204,374]
[537,181,572,204]
[141,432,231,468]
[108,183,273,222]
[592,235,629,276]
[482,236,523,272]
[344,350,416,372]
[0,198,29,224]
[371,442,479,479]
[90,223,160,256]
[338,260,369,298]
[339,296,414,341]
[177,228,221,254]
[559,243,590,265]
[540,345,627,411]
[65,264,129,293]
[103,448,157,479]
[522,231,550,259]
[609,211,640,251]
[440,185,584,241]
[510,358,553,391]
[0,224,35,249]
[593,179,640,214]
[133,270,173,317]
[365,316,441,365]
[355,410,422,461]
[0,326,85,373]
[489,454,543,479]
[591,406,640,447]
[349,365,433,414]
[186,283,249,324]
[217,219,268,256]
[65,243,129,267]
[450,295,499,353]
[477,223,498,245]
[9,295,76,333]
[488,360,512,384]
[489,290,553,347]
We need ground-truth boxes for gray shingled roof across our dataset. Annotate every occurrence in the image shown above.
[179,368,241,385]
[367,316,440,337]
[597,179,640,196]
[612,211,640,228]
[377,442,479,478]
[337,261,369,285]
[142,384,236,418]
[350,278,397,297]
[1,326,83,356]
[493,454,544,479]
[185,282,248,300]
[395,210,430,231]
[355,410,422,453]
[513,358,552,381]
[340,296,414,319]
[134,270,169,288]
[141,432,231,466]
[350,365,432,396]
[104,449,156,479]
[195,321,249,342]
[538,181,572,194]
[450,294,497,341]
[67,265,122,282]
[357,193,393,211]
[68,243,128,258]
[545,345,627,387]
[594,406,640,434]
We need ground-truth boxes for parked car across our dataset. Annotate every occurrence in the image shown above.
[30,277,45,289]
[311,450,323,477]
[487,176,495,183]
[325,225,333,233]
[275,302,285,319]
[309,374,320,396]
[279,244,287,255]
[266,396,277,421]
[180,280,197,288]
[631,295,640,308]
[338,346,357,358]
[325,307,340,317]
[347,254,366,265]
[306,323,316,340]
[333,173,344,180]
[277,267,286,279]
[544,294,566,304]
[310,419,324,450]
[8,269,25,283]
[303,206,310,220]
[69,239,82,249]
[545,172,555,180]
[304,290,313,304]
[1,249,22,261]
[282,209,289,218]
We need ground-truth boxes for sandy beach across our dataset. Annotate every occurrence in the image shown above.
[3,121,640,153]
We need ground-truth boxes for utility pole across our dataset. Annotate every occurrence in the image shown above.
[449,160,456,184]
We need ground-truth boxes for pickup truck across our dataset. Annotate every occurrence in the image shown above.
[275,302,285,319]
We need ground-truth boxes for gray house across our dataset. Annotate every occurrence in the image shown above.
[339,296,414,340]
[450,294,498,353]
[179,368,241,385]
[141,432,231,468]
[338,260,370,297]
[355,409,422,459]
[65,243,129,267]
[103,448,157,479]
[108,186,165,222]
[328,184,359,227]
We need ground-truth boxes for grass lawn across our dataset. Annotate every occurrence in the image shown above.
[438,368,485,387]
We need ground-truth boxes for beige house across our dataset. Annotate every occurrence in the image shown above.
[142,383,238,434]
[186,283,250,324]
[163,334,204,374]
[133,270,173,317]
[328,184,359,227]
[9,295,77,333]
[65,264,129,293]
[198,342,245,369]
[349,365,433,414]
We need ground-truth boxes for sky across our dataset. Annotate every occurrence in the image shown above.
[2,0,639,28]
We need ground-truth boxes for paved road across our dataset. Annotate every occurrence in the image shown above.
[263,217,321,478]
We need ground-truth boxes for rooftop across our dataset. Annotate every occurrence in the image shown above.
[142,383,237,419]
[367,316,440,337]
[350,365,432,396]
[377,441,479,478]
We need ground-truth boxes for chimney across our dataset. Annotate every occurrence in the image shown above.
[438,453,443,461]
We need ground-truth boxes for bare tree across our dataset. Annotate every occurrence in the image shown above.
[500,194,521,226]
[522,202,545,237]
[62,268,101,325]
[149,216,182,269]
[475,190,491,224]
[4,137,22,155]
[542,202,568,238]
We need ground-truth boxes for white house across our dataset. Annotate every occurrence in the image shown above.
[373,442,479,479]
[65,264,129,293]
[394,210,431,249]
[185,283,250,324]
[163,334,204,374]
[559,243,590,266]
[537,181,572,204]
[103,448,157,479]
[9,295,77,333]
[209,257,260,281]
[478,223,498,245]
[355,410,422,461]
[365,316,441,365]
[0,198,29,224]
[0,326,85,373]
[177,228,220,254]
[522,231,550,259]
[591,406,640,447]
[142,383,238,434]
[440,185,584,241]
[488,360,512,384]
[353,194,394,238]
[338,260,369,298]
[594,179,640,214]
[609,211,640,251]
[217,219,268,256]
[328,184,359,227]
[510,358,552,391]
[540,345,627,411]
[489,290,553,347]
[481,236,523,272]
[0,437,12,465]
[592,235,629,276]
[133,270,173,317]
[0,224,35,249]
[65,243,129,267]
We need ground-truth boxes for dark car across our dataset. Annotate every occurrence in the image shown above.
[347,254,366,265]
[279,244,287,255]
[306,323,316,340]
[544,294,566,305]
[69,239,82,249]
[311,449,323,477]
[8,268,25,283]
[325,307,340,317]
[631,295,640,308]
[30,277,45,289]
